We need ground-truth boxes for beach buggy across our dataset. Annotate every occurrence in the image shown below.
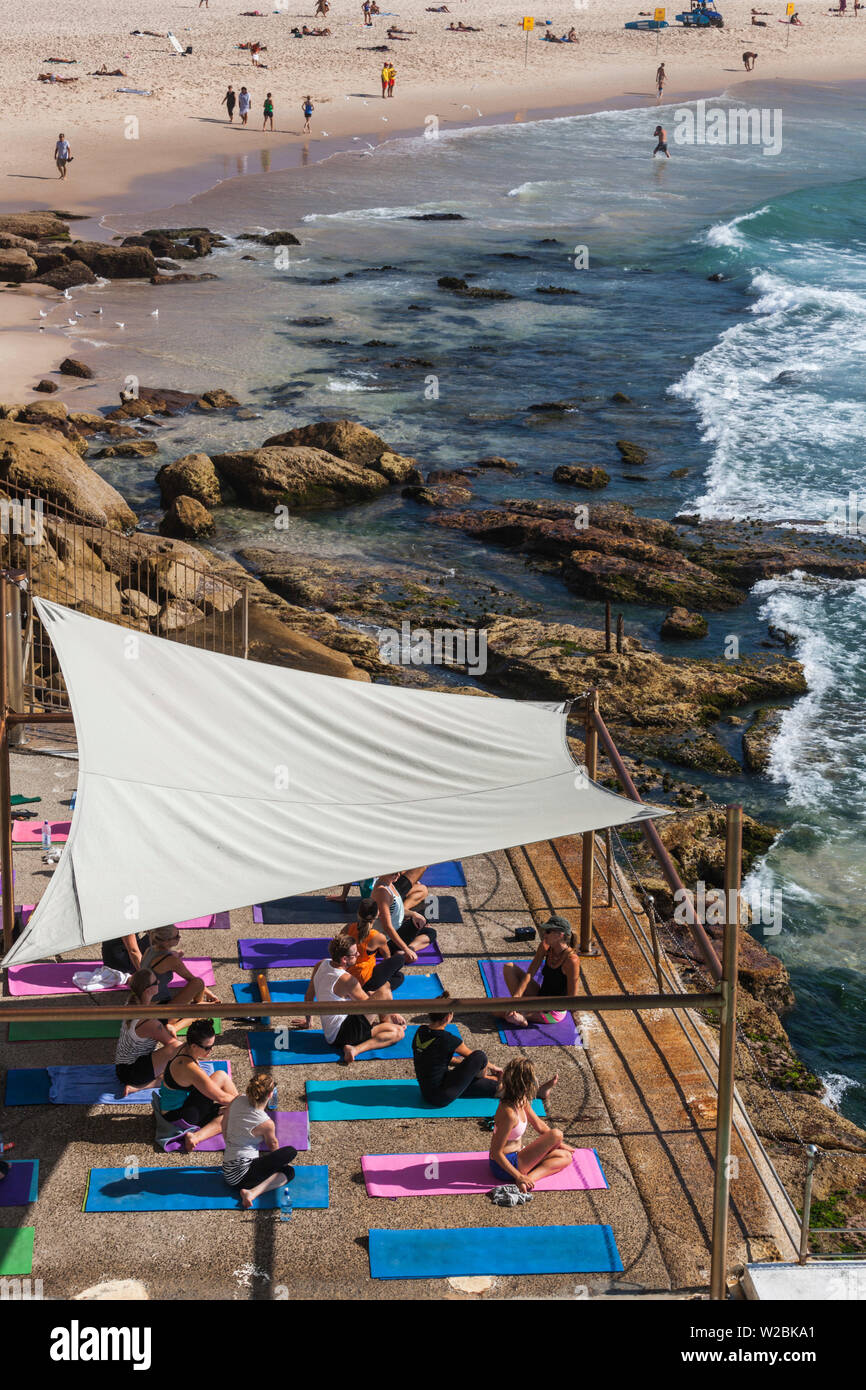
[675,0,724,25]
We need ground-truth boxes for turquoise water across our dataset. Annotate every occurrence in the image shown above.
[81,77,866,1122]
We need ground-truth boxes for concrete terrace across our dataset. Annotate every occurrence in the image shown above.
[0,741,798,1300]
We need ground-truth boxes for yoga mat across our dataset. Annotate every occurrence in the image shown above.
[239,937,443,970]
[83,1165,329,1212]
[0,1228,34,1277]
[0,1160,39,1206]
[248,1024,460,1067]
[175,912,231,930]
[369,1224,624,1278]
[4,1060,229,1106]
[307,1079,546,1123]
[12,819,71,843]
[231,973,445,1005]
[479,959,580,1048]
[7,957,215,996]
[8,1016,223,1042]
[162,1110,309,1154]
[352,862,466,888]
[361,1147,607,1198]
[10,794,40,806]
[251,897,462,927]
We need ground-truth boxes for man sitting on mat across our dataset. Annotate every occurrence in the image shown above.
[499,915,579,1029]
[412,992,503,1107]
[372,871,436,965]
[301,934,407,1065]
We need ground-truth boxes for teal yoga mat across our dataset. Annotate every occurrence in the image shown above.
[306,1079,546,1123]
[249,1024,459,1067]
[4,1060,230,1106]
[369,1224,623,1278]
[231,974,445,1006]
[83,1165,329,1211]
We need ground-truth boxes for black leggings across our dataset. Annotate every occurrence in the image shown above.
[367,951,406,992]
[226,1145,297,1189]
[163,1090,220,1128]
[419,1050,499,1109]
[388,921,437,956]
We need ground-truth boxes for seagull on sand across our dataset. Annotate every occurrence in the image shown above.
[115,322,125,329]
[93,307,103,315]
[67,317,77,325]
[63,288,72,300]
[150,309,159,317]
[38,309,48,318]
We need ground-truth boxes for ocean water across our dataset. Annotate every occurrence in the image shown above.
[72,77,866,1123]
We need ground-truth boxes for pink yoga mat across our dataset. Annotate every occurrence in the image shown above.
[7,958,216,997]
[175,913,231,931]
[12,820,71,844]
[361,1148,608,1197]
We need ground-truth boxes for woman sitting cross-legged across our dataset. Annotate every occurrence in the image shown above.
[412,992,502,1107]
[488,1058,571,1191]
[114,969,183,1097]
[301,934,407,1065]
[157,1019,238,1152]
[346,897,408,993]
[140,925,221,1031]
[372,871,436,966]
[222,1070,298,1210]
[501,914,579,1028]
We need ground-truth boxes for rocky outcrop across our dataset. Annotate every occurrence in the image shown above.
[0,248,37,282]
[0,422,136,529]
[59,358,94,379]
[157,453,225,508]
[743,707,784,773]
[159,496,215,539]
[92,440,159,459]
[0,213,70,241]
[68,242,157,279]
[437,275,513,301]
[403,482,473,508]
[210,445,390,510]
[617,440,649,466]
[262,419,389,467]
[661,606,708,640]
[553,464,610,490]
[237,231,301,246]
[35,260,98,290]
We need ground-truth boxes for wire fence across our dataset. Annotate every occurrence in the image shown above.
[0,482,248,712]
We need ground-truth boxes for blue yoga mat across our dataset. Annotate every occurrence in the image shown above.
[4,1060,229,1106]
[232,973,445,1005]
[353,862,466,888]
[253,896,463,928]
[369,1224,623,1278]
[0,1159,39,1206]
[249,1024,460,1067]
[83,1164,329,1212]
[306,1079,547,1123]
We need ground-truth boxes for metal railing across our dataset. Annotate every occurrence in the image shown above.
[0,482,248,712]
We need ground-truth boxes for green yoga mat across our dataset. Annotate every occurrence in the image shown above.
[10,795,40,806]
[0,1227,34,1276]
[8,1016,223,1042]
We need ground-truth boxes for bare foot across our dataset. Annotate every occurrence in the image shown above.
[239,1188,254,1209]
[538,1073,559,1103]
[342,1044,357,1065]
[182,1132,197,1153]
[122,1084,138,1097]
[504,1010,528,1028]
[326,895,349,905]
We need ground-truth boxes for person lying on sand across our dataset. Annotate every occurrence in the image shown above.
[43,57,77,63]
[129,29,165,37]
[751,15,767,22]
[92,66,127,75]
[566,26,578,39]
[447,20,481,29]
[543,30,563,40]
[426,4,449,9]
[386,26,414,37]
[238,40,267,49]
[39,73,79,82]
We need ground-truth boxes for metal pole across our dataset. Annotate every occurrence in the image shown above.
[0,575,14,958]
[616,614,624,653]
[799,1145,819,1263]
[5,575,26,748]
[604,602,611,653]
[710,803,742,1301]
[579,689,599,954]
[605,826,613,906]
[647,894,664,993]
[242,586,249,659]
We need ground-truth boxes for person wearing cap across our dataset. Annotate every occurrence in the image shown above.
[500,915,580,1028]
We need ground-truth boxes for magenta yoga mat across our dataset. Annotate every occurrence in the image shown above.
[361,1148,608,1197]
[7,958,216,997]
[12,820,71,843]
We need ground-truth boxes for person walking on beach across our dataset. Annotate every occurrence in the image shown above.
[363,0,373,23]
[302,94,314,133]
[238,86,251,126]
[54,133,72,179]
[652,123,670,158]
[381,60,390,97]
[655,62,666,101]
[263,91,274,130]
[387,62,396,97]
[222,85,236,122]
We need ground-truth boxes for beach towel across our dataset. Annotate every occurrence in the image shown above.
[239,937,442,970]
[369,1224,624,1278]
[0,1160,39,1207]
[360,1148,607,1197]
[478,959,581,1048]
[306,1079,546,1123]
[252,896,462,927]
[248,1023,460,1067]
[83,1165,328,1212]
[7,956,215,996]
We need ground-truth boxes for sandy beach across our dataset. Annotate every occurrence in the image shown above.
[1,0,865,220]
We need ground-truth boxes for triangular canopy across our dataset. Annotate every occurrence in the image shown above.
[3,599,663,966]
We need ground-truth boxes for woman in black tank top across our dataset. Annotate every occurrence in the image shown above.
[500,915,580,1028]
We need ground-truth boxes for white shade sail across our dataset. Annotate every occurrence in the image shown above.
[3,599,664,967]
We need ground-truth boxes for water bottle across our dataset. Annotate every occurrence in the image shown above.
[70,790,77,812]
[41,821,52,851]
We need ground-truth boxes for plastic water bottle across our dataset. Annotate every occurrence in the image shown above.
[70,790,77,812]
[41,821,52,851]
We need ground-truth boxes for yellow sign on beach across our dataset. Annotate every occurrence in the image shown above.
[522,16,535,29]
[786,1,795,11]
[654,7,666,18]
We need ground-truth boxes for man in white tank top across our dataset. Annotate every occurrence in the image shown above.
[301,934,407,1065]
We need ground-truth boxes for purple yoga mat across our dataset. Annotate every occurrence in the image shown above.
[238,937,443,970]
[162,1110,310,1153]
[479,959,580,1047]
[0,1159,38,1206]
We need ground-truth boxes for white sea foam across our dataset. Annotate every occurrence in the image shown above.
[327,379,381,392]
[704,206,770,250]
[821,1072,862,1111]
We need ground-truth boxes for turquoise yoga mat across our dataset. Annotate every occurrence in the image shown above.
[248,1024,459,1067]
[83,1165,329,1211]
[231,974,446,1005]
[369,1224,624,1279]
[306,1079,547,1123]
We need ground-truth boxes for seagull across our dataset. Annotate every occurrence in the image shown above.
[74,310,84,318]
[63,289,72,300]
[115,322,125,329]
[38,310,48,319]
[150,309,159,317]
[381,116,388,122]
[93,307,103,315]
[321,130,329,136]
[67,317,77,326]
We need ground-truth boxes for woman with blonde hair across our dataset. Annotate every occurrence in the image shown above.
[488,1059,572,1191]
[222,1071,298,1209]
[141,924,220,1030]
[114,968,182,1096]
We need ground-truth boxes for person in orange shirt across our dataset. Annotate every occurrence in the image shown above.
[346,898,407,992]
[381,61,390,97]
